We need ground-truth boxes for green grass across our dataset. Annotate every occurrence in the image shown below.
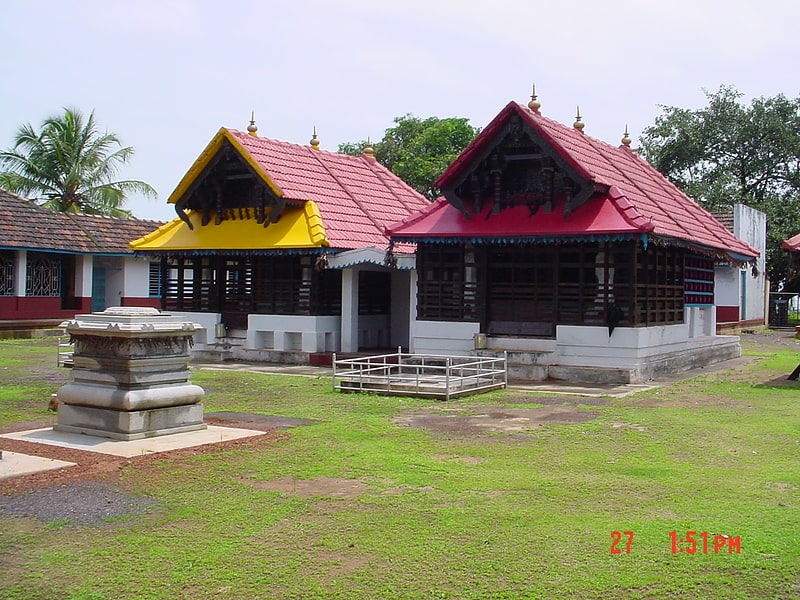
[1,337,798,599]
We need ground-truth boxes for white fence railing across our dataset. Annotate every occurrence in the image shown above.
[333,348,507,400]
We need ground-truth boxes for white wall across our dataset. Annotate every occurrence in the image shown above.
[714,265,739,309]
[123,257,151,298]
[733,204,767,322]
[247,314,341,353]
[104,258,125,308]
[410,320,480,355]
[13,250,26,295]
[76,255,93,298]
[167,310,220,346]
[408,303,729,382]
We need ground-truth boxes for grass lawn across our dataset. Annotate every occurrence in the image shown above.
[1,336,798,599]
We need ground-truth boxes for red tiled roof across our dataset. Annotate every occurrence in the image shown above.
[226,130,429,249]
[0,188,163,254]
[782,232,800,252]
[388,192,653,239]
[429,101,757,259]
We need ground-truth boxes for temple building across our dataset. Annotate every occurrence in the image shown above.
[387,96,761,383]
[781,232,800,264]
[130,122,428,360]
[0,188,163,332]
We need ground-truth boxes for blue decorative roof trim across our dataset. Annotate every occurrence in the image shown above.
[133,248,334,258]
[391,233,641,246]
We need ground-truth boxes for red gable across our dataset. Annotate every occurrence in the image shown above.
[390,101,757,261]
[227,130,428,250]
[781,232,800,252]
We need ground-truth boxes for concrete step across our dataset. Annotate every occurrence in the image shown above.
[192,348,234,362]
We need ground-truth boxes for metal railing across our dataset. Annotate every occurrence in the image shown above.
[333,348,507,400]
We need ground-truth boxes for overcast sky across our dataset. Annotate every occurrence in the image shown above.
[1,0,798,221]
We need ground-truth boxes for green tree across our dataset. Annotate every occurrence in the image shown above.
[340,114,479,200]
[0,107,156,216]
[639,86,800,290]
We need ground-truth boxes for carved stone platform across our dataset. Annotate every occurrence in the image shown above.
[55,307,206,441]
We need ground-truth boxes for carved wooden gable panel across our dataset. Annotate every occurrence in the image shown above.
[442,113,595,219]
[174,140,285,230]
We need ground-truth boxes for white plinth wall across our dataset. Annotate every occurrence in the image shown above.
[409,305,739,384]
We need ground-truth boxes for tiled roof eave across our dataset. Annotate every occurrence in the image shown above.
[781,232,800,251]
[391,233,645,245]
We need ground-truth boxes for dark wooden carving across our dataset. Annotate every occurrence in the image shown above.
[442,114,596,220]
[172,140,287,230]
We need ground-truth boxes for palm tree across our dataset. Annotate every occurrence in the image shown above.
[0,107,156,216]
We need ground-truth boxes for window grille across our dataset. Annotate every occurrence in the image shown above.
[25,253,61,297]
[148,261,163,297]
[417,244,477,321]
[416,241,686,331]
[0,252,13,296]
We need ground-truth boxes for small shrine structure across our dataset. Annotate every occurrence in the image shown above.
[387,95,760,383]
[131,121,428,360]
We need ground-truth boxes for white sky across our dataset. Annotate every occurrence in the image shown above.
[1,0,798,221]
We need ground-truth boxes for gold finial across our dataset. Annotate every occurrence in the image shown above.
[247,111,258,136]
[310,126,320,150]
[621,124,632,147]
[527,84,541,112]
[573,106,585,132]
[364,137,374,158]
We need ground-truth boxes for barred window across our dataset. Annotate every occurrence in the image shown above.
[26,252,61,297]
[148,261,162,297]
[417,244,477,321]
[684,255,715,305]
[0,251,13,296]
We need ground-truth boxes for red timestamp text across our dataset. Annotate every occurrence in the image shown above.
[670,531,741,554]
[610,531,634,554]
[610,530,742,555]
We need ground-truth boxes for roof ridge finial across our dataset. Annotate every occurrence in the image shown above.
[310,126,320,150]
[573,106,585,132]
[364,137,375,158]
[247,111,258,136]
[621,124,632,147]
[528,83,541,113]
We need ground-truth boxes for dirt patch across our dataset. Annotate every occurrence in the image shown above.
[243,475,368,498]
[503,395,611,406]
[393,405,598,436]
[433,453,484,465]
[610,421,648,432]
[740,329,799,350]
[205,412,320,431]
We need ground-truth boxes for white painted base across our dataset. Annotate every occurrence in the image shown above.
[410,307,741,383]
[246,314,340,353]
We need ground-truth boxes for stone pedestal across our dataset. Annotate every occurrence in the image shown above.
[55,307,206,441]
